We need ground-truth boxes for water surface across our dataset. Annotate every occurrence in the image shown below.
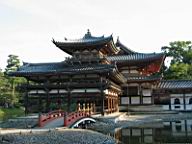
[111,119,192,144]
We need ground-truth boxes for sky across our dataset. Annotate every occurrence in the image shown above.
[0,0,192,70]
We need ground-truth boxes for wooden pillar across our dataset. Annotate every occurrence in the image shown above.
[183,90,186,110]
[25,79,29,115]
[45,88,50,112]
[139,83,142,104]
[38,77,42,112]
[57,77,60,109]
[151,83,154,104]
[112,97,114,112]
[107,96,110,113]
[110,97,112,113]
[38,93,42,112]
[45,78,50,112]
[116,97,118,112]
[67,76,71,113]
[67,87,70,112]
[100,76,105,115]
[83,103,86,112]
[93,102,96,113]
[77,102,81,112]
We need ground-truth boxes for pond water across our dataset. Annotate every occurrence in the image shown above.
[110,119,192,144]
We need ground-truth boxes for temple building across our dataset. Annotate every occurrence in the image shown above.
[10,30,192,114]
[108,38,165,109]
[10,30,126,115]
[154,80,192,111]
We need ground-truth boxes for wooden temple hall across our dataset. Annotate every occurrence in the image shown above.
[10,30,166,115]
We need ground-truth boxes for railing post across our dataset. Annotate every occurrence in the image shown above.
[38,113,42,127]
[64,112,67,126]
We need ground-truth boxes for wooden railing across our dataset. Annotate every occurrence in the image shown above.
[38,110,91,127]
[38,110,64,127]
[64,111,90,127]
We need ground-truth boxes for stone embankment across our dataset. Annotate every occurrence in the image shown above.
[0,128,116,144]
[0,119,37,129]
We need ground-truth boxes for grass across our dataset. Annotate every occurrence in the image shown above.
[0,107,25,121]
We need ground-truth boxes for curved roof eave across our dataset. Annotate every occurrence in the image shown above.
[116,38,136,54]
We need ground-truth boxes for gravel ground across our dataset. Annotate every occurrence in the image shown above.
[0,129,116,144]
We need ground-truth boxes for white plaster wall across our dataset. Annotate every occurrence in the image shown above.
[86,89,100,93]
[187,120,192,132]
[29,90,45,94]
[71,89,85,93]
[132,129,141,136]
[163,122,171,126]
[170,94,183,97]
[131,97,140,104]
[29,90,37,94]
[144,136,153,143]
[49,90,58,93]
[143,97,152,104]
[38,90,45,94]
[144,129,152,135]
[172,120,185,132]
[185,97,192,104]
[163,105,169,110]
[142,89,152,96]
[122,129,130,136]
[121,97,129,104]
[186,105,192,110]
[59,89,67,93]
[186,93,192,97]
[171,104,184,110]
[171,98,184,104]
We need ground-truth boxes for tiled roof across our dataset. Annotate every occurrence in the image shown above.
[116,38,135,54]
[52,30,116,55]
[10,62,127,84]
[52,35,112,46]
[107,53,165,63]
[158,80,192,89]
[9,62,118,76]
[127,75,162,82]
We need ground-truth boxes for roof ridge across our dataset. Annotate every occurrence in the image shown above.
[116,38,135,54]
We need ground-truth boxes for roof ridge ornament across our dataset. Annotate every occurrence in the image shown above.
[83,29,92,39]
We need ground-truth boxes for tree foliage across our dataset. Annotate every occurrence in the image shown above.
[5,54,20,74]
[0,55,26,108]
[162,41,192,80]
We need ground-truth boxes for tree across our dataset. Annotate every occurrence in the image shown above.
[0,70,12,107]
[5,55,20,74]
[162,41,192,80]
[4,55,23,107]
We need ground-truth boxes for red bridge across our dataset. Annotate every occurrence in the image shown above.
[38,110,95,128]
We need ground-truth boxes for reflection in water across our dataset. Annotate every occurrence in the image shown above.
[113,120,192,144]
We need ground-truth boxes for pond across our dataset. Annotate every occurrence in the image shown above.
[110,119,192,144]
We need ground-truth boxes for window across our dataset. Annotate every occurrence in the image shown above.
[128,87,138,96]
[189,98,192,104]
[174,98,180,104]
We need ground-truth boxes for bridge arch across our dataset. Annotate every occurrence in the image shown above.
[70,117,96,128]
[38,110,95,128]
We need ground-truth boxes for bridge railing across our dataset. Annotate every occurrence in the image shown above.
[64,111,90,127]
[38,110,64,127]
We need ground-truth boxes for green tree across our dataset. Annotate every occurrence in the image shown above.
[162,41,192,80]
[4,55,25,107]
[0,70,12,107]
[5,55,20,73]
